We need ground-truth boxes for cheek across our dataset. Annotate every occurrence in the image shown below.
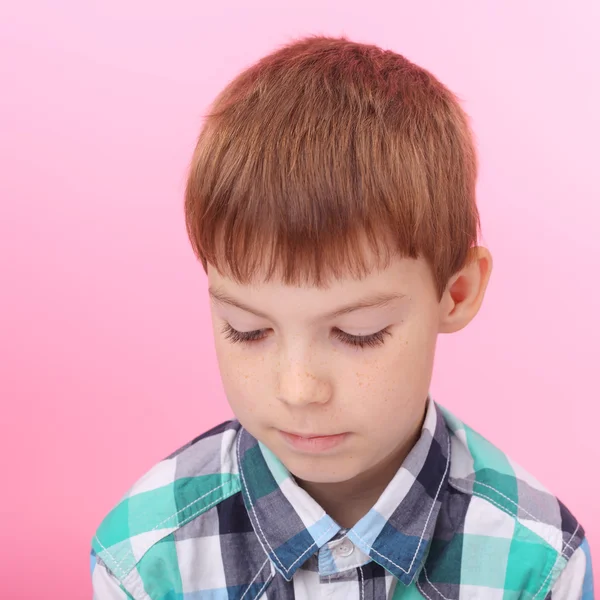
[344,327,437,414]
[214,340,271,412]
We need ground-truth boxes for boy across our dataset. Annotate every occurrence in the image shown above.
[91,36,594,599]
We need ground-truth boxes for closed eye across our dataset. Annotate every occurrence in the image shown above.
[332,327,391,348]
[221,323,269,344]
[221,323,391,349]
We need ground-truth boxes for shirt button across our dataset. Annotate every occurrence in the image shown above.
[336,540,354,558]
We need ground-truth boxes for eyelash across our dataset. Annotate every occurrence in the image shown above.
[220,323,391,349]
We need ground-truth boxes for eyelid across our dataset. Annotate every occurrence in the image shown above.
[221,322,268,343]
[221,321,391,349]
[333,327,391,348]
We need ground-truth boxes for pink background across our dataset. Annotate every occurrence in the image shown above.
[1,0,598,597]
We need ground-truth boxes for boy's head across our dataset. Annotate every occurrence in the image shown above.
[184,36,492,487]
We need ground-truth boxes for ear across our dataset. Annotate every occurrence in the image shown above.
[438,247,493,334]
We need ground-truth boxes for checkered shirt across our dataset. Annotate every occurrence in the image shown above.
[91,397,594,599]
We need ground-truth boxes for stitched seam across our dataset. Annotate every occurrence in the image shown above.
[532,523,580,599]
[237,430,288,575]
[97,492,225,580]
[240,557,270,600]
[95,483,231,579]
[358,565,365,600]
[350,433,450,577]
[98,482,229,578]
[421,566,450,599]
[94,535,128,583]
[407,433,451,583]
[416,580,435,600]
[420,516,581,600]
[288,523,339,571]
[470,479,576,554]
[237,428,337,577]
[94,534,130,580]
[561,526,579,558]
[252,572,273,600]
[450,482,576,554]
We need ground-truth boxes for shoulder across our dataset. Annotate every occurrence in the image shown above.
[91,420,243,584]
[434,403,586,595]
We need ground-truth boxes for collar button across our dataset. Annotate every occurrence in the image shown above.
[335,540,354,558]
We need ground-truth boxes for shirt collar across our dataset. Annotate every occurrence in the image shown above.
[237,396,450,585]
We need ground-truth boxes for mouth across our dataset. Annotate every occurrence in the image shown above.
[279,430,348,453]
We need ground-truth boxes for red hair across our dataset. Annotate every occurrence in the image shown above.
[185,36,480,299]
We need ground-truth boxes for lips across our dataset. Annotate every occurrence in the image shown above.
[284,431,339,438]
[279,430,348,453]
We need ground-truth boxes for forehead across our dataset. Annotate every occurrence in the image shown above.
[207,254,436,316]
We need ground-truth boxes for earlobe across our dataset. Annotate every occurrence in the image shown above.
[438,247,493,334]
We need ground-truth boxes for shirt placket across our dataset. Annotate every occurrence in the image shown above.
[318,536,374,600]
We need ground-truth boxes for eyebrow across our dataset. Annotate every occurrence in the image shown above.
[208,287,404,320]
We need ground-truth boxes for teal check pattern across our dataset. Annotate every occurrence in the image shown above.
[91,397,594,599]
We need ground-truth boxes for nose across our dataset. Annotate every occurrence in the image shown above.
[275,354,332,407]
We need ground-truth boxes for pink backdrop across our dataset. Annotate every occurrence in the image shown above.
[1,0,598,596]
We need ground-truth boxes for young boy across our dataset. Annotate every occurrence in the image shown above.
[91,36,594,599]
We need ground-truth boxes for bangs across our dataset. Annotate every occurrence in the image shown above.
[200,213,399,288]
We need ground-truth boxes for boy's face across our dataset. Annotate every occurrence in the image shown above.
[207,252,450,486]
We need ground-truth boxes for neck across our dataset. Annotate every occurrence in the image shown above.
[297,424,422,529]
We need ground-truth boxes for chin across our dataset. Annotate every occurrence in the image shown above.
[296,472,357,484]
[283,456,362,484]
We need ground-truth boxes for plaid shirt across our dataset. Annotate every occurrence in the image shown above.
[91,397,594,599]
